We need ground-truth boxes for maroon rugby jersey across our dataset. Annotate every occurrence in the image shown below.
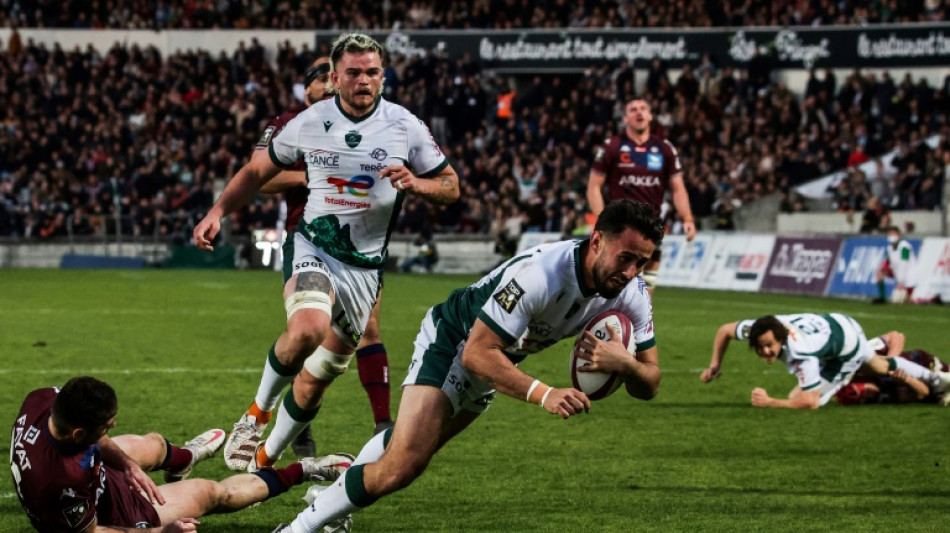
[591,133,683,214]
[257,103,309,229]
[10,388,160,532]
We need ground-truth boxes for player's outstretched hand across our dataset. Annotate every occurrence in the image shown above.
[700,366,721,383]
[751,387,771,407]
[381,165,416,193]
[542,388,591,419]
[162,518,200,532]
[192,215,220,252]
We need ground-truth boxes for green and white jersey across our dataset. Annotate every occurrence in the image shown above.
[735,313,870,392]
[433,239,656,365]
[885,239,917,287]
[269,95,448,268]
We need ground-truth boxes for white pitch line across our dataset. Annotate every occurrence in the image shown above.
[1,492,16,499]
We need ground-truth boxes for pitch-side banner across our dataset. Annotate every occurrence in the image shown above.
[912,238,950,301]
[695,234,775,291]
[760,236,841,295]
[317,25,950,71]
[657,234,714,288]
[827,236,922,298]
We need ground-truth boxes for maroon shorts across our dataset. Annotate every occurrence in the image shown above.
[98,468,161,528]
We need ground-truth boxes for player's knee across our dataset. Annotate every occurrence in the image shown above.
[285,320,329,358]
[303,346,354,382]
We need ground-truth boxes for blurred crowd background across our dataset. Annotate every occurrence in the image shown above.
[1,1,948,257]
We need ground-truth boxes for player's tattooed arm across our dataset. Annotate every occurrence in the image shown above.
[296,271,333,294]
[417,166,460,205]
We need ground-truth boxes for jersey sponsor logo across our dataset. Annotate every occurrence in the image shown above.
[528,321,552,337]
[360,163,386,172]
[370,148,388,161]
[493,279,526,314]
[618,174,661,187]
[593,146,605,163]
[323,120,333,132]
[293,259,327,271]
[136,522,151,528]
[257,126,276,147]
[619,152,634,165]
[307,149,341,169]
[327,175,374,197]
[61,501,89,529]
[345,130,362,148]
[647,153,663,170]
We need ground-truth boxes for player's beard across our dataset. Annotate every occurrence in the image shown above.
[345,88,377,111]
[591,256,628,299]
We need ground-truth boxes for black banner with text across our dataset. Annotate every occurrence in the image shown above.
[316,25,950,72]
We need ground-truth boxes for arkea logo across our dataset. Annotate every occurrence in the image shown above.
[327,175,374,197]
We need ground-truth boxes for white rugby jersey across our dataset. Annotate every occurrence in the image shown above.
[734,313,865,391]
[269,95,447,268]
[435,239,656,364]
[885,239,917,287]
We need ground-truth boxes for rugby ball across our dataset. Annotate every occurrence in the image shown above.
[570,310,636,400]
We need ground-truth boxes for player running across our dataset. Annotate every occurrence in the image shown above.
[253,55,394,458]
[192,33,458,477]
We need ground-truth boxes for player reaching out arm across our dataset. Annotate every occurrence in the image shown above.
[700,314,950,409]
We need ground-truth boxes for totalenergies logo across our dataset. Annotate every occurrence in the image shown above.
[328,175,374,197]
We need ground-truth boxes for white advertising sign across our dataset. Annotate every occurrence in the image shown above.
[696,234,776,291]
[911,238,950,301]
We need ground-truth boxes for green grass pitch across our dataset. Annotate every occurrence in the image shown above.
[1,269,948,532]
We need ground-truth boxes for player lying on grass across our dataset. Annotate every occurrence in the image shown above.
[835,330,950,405]
[10,376,353,533]
[700,313,950,409]
[272,198,664,532]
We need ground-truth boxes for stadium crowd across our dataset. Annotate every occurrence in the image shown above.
[0,22,948,249]
[1,0,946,29]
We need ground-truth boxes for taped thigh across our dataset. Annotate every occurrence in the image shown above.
[303,345,355,381]
[285,290,332,320]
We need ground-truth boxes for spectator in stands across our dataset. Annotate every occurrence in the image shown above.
[860,197,892,234]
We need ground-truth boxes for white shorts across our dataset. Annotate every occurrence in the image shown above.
[291,233,381,349]
[815,314,875,406]
[402,308,495,416]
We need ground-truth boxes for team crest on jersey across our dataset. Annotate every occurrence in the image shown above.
[257,126,276,147]
[345,130,362,148]
[370,148,388,161]
[493,279,526,314]
[62,501,89,528]
[740,324,751,339]
[647,153,663,170]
